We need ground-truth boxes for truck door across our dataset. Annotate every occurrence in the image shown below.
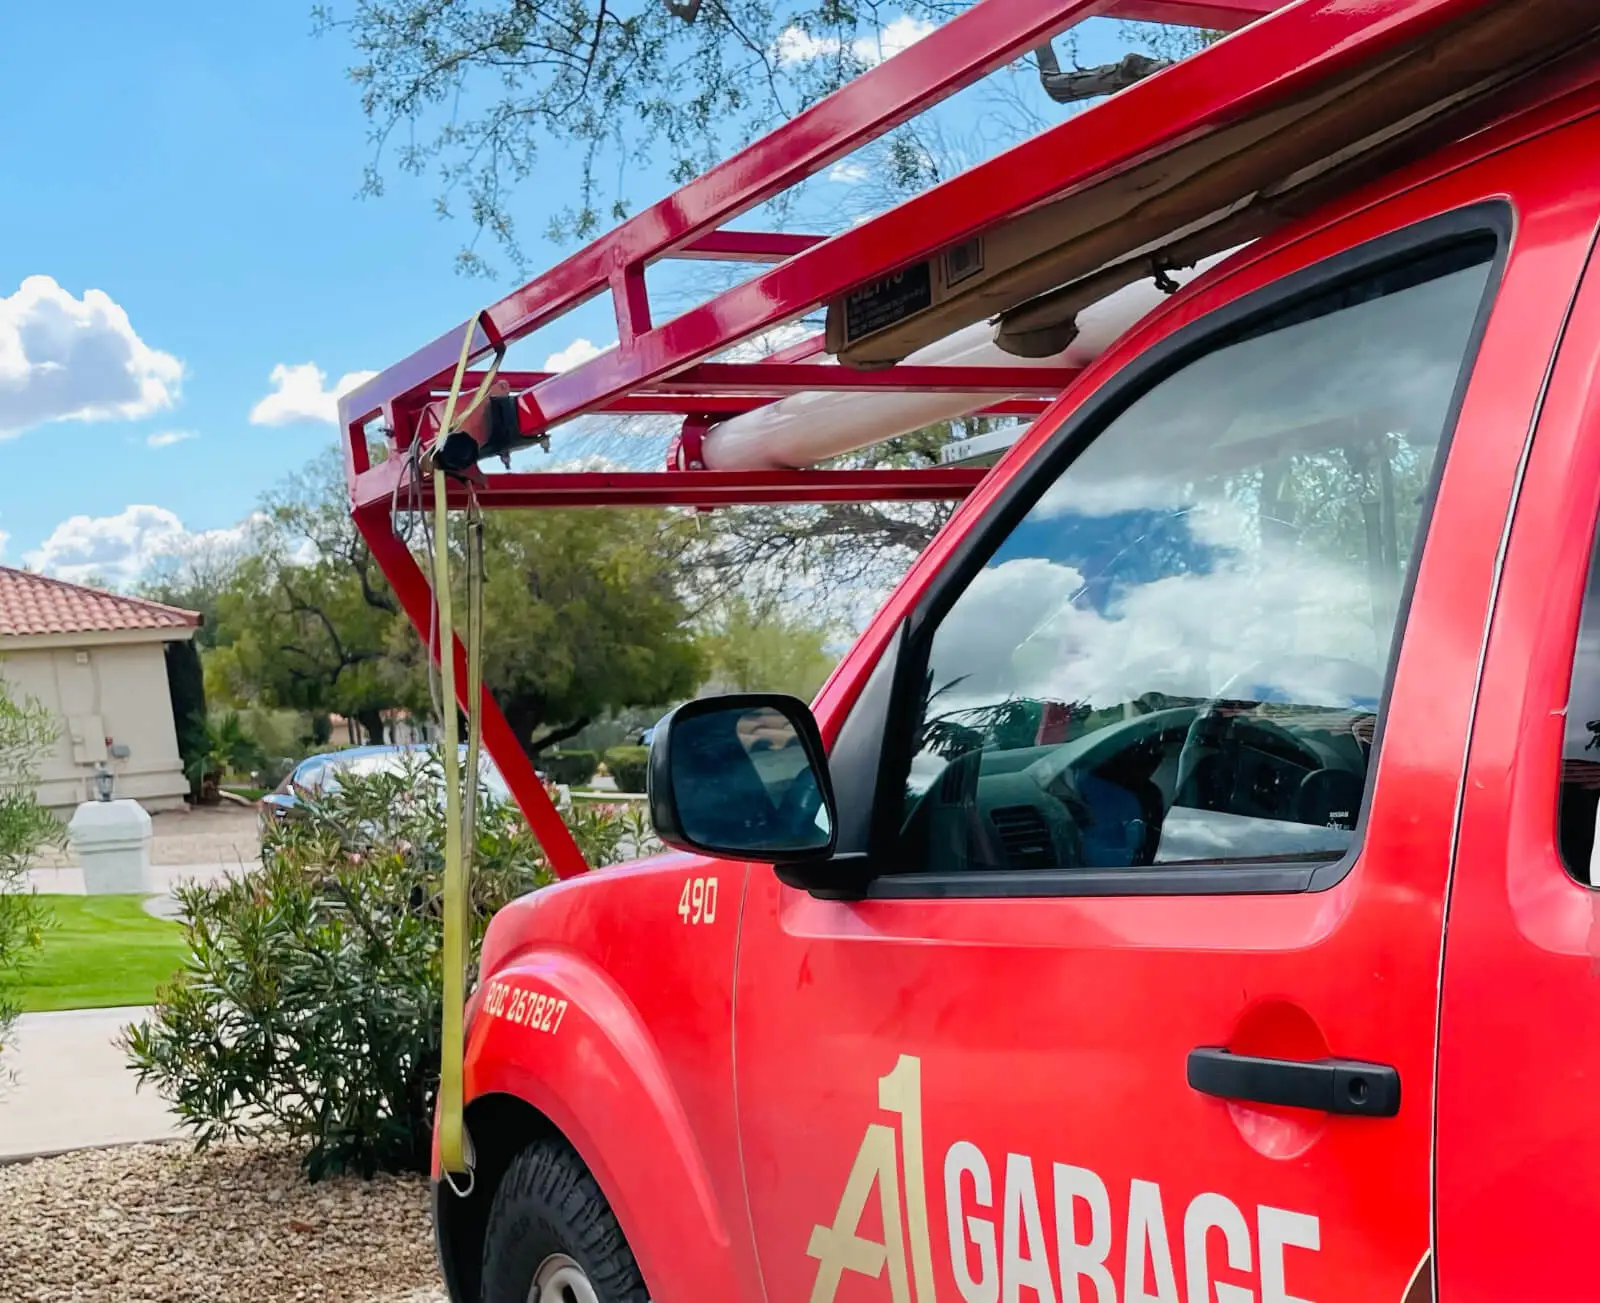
[734,128,1600,1303]
[1435,121,1600,1303]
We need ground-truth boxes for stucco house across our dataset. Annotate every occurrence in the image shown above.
[0,567,200,812]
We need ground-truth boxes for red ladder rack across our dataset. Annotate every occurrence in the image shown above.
[346,0,1527,874]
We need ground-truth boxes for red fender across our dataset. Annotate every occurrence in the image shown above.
[462,949,740,1302]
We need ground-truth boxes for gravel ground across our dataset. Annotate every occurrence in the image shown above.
[0,1141,448,1302]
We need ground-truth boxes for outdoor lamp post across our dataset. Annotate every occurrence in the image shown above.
[93,762,114,802]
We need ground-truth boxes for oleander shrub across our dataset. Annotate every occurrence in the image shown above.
[123,749,655,1178]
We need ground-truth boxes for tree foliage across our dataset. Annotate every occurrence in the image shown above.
[204,451,407,746]
[320,0,1208,274]
[138,532,249,651]
[698,594,837,699]
[472,508,704,756]
[318,0,947,273]
[0,678,59,1067]
[199,453,703,759]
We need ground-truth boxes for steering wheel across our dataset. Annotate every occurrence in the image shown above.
[1173,656,1380,823]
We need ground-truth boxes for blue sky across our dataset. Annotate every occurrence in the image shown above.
[0,2,1140,586]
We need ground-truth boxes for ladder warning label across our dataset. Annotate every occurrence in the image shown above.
[843,263,933,342]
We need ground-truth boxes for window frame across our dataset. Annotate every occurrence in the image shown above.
[845,203,1513,902]
[1555,526,1600,884]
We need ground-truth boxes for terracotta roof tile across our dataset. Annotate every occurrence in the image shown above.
[0,567,201,638]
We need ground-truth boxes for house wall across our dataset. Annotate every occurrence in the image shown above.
[1,638,189,813]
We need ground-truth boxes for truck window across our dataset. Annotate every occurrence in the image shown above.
[898,237,1497,879]
[1559,535,1600,884]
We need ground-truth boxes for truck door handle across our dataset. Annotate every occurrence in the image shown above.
[1187,1047,1400,1118]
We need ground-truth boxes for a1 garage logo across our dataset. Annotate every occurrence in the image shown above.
[805,1055,1323,1303]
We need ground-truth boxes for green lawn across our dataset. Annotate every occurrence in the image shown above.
[17,895,190,1013]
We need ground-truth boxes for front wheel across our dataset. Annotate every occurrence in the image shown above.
[480,1139,649,1303]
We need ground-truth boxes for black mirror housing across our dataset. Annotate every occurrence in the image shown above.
[648,693,838,863]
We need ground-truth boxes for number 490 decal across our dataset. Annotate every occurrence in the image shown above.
[678,876,718,925]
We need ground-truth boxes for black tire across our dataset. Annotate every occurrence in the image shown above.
[480,1138,650,1303]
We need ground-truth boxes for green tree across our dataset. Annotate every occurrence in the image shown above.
[208,549,404,746]
[692,417,1003,626]
[206,451,410,746]
[138,532,248,650]
[470,508,705,758]
[0,678,59,1066]
[699,595,838,700]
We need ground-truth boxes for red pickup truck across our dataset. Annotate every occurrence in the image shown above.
[355,5,1600,1303]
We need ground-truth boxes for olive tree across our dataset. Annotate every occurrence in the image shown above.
[0,678,60,1066]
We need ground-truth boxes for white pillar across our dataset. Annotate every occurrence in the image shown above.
[66,800,152,895]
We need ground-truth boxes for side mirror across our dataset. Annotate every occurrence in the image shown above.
[648,693,836,862]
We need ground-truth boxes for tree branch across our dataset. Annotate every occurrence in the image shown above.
[528,717,592,755]
[351,546,399,615]
[1033,45,1169,104]
[280,576,349,670]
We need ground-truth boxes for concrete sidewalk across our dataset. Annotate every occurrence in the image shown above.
[0,1006,181,1162]
[26,860,250,896]
[1,863,245,1162]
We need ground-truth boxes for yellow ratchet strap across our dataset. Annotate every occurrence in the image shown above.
[429,312,501,1184]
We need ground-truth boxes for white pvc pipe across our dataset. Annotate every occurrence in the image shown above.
[699,250,1238,471]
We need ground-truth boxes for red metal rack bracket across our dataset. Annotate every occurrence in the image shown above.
[416,467,989,510]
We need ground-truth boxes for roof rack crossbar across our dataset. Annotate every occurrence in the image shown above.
[428,364,1079,399]
[674,232,828,262]
[401,467,990,510]
[426,380,1054,419]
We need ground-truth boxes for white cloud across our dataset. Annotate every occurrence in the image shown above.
[543,338,608,372]
[828,162,870,184]
[862,15,937,61]
[24,506,256,586]
[930,542,1384,723]
[146,428,197,449]
[775,25,841,63]
[0,275,183,437]
[0,527,8,561]
[248,362,378,426]
[774,14,936,67]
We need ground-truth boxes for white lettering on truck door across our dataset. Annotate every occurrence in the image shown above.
[807,1055,1323,1303]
